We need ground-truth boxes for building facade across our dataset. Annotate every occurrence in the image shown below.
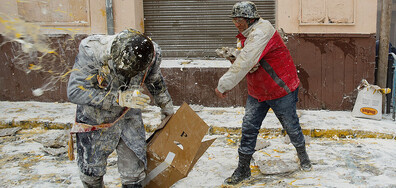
[0,0,378,110]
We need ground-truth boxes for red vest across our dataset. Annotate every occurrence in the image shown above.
[237,31,300,101]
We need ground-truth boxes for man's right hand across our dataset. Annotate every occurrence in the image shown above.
[118,90,151,109]
[226,56,236,64]
[216,47,237,64]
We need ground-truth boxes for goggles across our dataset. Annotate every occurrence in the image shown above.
[232,18,246,24]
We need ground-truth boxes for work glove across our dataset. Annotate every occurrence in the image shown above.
[118,89,151,109]
[161,102,174,121]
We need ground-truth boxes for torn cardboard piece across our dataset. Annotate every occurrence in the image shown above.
[143,102,216,188]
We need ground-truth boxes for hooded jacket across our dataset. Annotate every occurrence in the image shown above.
[67,32,172,174]
[217,18,299,101]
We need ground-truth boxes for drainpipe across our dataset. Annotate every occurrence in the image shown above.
[106,0,115,35]
[378,0,392,113]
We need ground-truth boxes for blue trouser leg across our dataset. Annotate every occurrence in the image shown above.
[238,89,305,155]
[268,89,305,148]
[238,95,270,155]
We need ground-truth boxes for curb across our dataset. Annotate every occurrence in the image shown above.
[0,121,71,130]
[209,126,396,139]
[2,120,395,140]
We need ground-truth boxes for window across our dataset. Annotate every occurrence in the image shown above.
[17,0,90,26]
[300,0,355,25]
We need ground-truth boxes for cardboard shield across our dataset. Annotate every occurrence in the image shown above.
[143,102,216,188]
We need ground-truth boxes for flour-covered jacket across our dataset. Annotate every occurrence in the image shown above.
[67,34,172,175]
[217,18,300,101]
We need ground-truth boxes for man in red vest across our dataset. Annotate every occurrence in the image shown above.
[215,1,311,185]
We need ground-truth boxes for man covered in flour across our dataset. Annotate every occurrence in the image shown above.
[67,28,174,188]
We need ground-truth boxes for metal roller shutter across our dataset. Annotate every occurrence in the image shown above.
[143,0,275,58]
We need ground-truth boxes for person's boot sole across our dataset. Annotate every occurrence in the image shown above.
[223,176,252,186]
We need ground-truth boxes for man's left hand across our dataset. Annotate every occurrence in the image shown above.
[215,88,227,99]
[161,102,174,121]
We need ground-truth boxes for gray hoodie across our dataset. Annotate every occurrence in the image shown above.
[67,32,173,176]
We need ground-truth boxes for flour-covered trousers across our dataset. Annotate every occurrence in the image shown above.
[238,88,305,155]
[77,137,145,185]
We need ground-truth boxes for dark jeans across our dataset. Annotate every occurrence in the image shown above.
[238,88,305,155]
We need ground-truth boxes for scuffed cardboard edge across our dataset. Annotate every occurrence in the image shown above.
[146,115,172,143]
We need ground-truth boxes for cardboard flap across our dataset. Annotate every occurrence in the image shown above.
[188,138,216,173]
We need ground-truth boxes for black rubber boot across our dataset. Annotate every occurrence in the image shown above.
[296,146,312,171]
[122,184,142,188]
[81,176,104,188]
[224,152,253,185]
